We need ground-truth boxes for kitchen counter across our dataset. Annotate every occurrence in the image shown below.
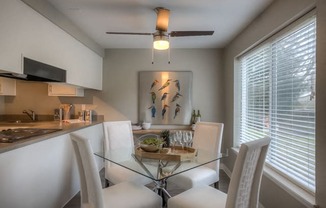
[0,120,103,153]
[0,121,104,208]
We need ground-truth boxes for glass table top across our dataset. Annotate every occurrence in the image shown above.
[94,146,227,181]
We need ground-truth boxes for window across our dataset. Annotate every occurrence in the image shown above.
[236,15,316,193]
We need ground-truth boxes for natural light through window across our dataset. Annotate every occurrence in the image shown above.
[236,15,316,193]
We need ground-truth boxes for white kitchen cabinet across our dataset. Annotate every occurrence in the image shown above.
[0,77,16,96]
[0,2,23,74]
[48,83,84,97]
[0,0,103,90]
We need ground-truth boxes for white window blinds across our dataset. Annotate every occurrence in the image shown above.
[238,16,316,192]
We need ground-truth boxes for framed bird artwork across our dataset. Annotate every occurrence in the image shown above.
[139,71,193,125]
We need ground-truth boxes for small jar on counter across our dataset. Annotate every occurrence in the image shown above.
[84,110,92,122]
[78,111,85,121]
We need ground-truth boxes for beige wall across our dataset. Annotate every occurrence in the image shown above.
[1,81,98,117]
[3,81,60,115]
[0,97,4,112]
[99,48,224,124]
[316,0,326,207]
[1,48,224,125]
[223,0,324,207]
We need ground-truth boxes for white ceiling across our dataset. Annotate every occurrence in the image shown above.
[46,0,273,49]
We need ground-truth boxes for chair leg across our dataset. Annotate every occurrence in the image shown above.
[214,181,219,189]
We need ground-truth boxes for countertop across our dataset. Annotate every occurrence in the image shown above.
[132,128,193,135]
[0,120,103,154]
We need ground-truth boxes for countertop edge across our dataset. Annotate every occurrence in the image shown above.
[0,121,103,154]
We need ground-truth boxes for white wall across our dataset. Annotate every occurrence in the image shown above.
[223,0,323,207]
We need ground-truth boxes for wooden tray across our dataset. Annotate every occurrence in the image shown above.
[135,146,197,161]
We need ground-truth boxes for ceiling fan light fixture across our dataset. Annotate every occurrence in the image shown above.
[155,7,170,31]
[153,34,169,50]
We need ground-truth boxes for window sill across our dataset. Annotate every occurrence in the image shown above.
[231,147,316,208]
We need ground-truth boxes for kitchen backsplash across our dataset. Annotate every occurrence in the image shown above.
[1,80,98,114]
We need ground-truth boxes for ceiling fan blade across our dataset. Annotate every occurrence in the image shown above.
[155,7,170,32]
[106,32,152,35]
[170,31,214,37]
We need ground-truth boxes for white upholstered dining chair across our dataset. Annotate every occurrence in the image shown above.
[168,137,271,208]
[103,121,152,187]
[70,133,162,208]
[167,122,224,189]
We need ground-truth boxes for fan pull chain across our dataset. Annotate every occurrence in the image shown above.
[152,47,154,64]
[168,36,171,64]
[168,46,171,64]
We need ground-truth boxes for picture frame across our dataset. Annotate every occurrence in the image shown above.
[139,71,193,125]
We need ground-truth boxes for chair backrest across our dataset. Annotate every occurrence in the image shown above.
[192,122,224,171]
[70,133,104,208]
[226,137,271,208]
[103,121,134,162]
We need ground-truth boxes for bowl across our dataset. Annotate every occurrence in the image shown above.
[142,122,151,130]
[139,137,164,152]
[140,143,160,152]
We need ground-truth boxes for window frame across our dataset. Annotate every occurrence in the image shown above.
[234,10,316,196]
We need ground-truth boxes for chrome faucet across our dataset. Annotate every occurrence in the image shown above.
[23,109,36,121]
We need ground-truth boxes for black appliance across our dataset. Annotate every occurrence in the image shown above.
[0,57,66,82]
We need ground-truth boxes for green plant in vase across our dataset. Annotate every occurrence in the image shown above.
[160,130,170,147]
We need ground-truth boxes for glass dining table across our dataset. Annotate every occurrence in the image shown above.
[94,146,227,205]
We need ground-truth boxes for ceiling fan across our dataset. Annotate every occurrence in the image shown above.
[106,7,214,50]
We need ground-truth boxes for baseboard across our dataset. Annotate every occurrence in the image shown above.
[220,163,231,177]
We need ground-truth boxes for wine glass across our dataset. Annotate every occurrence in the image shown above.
[184,131,193,147]
[182,131,188,147]
[175,131,183,150]
[170,133,177,153]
